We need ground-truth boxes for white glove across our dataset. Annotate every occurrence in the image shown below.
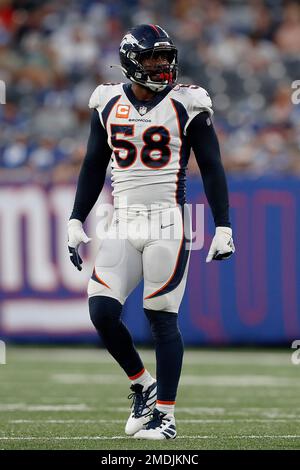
[206,226,235,263]
[67,219,91,271]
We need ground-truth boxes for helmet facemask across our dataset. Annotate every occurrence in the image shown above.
[124,46,178,92]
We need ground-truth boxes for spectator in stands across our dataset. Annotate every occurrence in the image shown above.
[0,0,299,182]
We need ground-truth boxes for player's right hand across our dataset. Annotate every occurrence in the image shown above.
[67,219,91,271]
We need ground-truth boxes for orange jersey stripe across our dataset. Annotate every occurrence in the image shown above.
[144,214,184,300]
[170,98,183,205]
[93,268,111,290]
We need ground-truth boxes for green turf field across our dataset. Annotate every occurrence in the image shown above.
[0,346,300,450]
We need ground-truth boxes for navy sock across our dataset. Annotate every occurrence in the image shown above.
[144,309,184,403]
[89,296,144,378]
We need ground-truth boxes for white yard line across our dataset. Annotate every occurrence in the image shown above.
[106,394,298,404]
[8,418,300,424]
[9,419,124,424]
[52,374,124,384]
[105,406,300,416]
[8,348,292,366]
[3,404,300,419]
[1,435,300,441]
[180,376,300,386]
[106,407,226,414]
[52,373,300,387]
[0,404,92,411]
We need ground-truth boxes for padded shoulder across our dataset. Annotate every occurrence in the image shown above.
[187,86,213,113]
[171,84,213,134]
[88,83,124,110]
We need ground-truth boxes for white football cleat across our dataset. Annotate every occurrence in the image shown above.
[134,408,176,440]
[125,381,157,436]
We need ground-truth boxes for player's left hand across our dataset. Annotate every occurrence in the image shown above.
[206,226,235,263]
[67,219,91,271]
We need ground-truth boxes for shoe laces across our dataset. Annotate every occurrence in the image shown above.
[146,408,167,429]
[127,383,153,418]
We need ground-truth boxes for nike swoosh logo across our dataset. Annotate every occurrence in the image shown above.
[161,223,174,229]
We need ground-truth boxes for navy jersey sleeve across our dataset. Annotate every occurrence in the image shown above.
[186,112,231,227]
[70,110,112,223]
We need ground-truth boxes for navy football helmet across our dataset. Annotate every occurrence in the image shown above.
[119,24,178,92]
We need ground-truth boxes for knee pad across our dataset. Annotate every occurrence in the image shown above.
[144,308,181,343]
[89,296,122,331]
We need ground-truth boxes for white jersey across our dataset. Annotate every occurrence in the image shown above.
[89,82,213,210]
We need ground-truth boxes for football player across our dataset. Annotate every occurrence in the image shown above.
[68,24,235,440]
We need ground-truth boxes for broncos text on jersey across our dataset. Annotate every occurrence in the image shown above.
[88,83,213,210]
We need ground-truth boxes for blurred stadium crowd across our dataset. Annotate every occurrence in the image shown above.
[0,0,299,183]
